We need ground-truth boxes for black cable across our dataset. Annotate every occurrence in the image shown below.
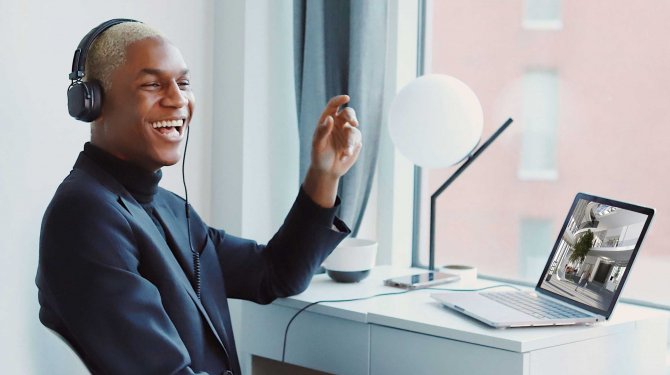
[181,125,201,299]
[281,290,410,362]
[280,283,521,362]
[181,124,235,371]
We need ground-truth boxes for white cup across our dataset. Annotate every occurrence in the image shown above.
[322,238,377,283]
[440,264,477,285]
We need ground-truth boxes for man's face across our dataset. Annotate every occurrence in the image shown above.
[96,37,195,171]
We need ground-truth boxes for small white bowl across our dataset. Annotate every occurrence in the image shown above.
[322,238,377,283]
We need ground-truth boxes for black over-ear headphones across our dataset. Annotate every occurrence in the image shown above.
[67,18,140,122]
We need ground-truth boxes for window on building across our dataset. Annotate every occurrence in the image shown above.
[524,0,562,29]
[519,69,559,180]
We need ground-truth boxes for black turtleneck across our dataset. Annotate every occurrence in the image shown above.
[83,142,162,204]
[83,142,167,239]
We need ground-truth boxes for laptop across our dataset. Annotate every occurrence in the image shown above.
[432,192,655,328]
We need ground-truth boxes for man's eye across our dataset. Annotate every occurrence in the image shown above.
[142,82,160,88]
[178,81,191,88]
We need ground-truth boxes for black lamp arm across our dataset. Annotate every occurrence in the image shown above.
[428,118,514,270]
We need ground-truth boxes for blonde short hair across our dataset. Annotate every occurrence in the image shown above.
[85,22,164,90]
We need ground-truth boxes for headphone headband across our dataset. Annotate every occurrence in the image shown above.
[67,18,140,122]
[69,18,140,81]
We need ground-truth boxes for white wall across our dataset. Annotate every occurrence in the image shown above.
[210,0,299,240]
[210,1,299,373]
[0,1,214,373]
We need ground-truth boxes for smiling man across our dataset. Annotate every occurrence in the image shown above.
[36,20,361,375]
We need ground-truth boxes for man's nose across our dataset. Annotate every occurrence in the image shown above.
[162,81,188,108]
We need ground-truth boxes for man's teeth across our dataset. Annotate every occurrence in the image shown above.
[151,119,184,128]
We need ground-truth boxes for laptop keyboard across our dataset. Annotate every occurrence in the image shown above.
[481,291,591,319]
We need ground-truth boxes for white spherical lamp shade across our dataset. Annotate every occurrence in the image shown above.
[388,74,484,168]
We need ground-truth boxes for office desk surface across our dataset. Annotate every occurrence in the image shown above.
[272,266,667,353]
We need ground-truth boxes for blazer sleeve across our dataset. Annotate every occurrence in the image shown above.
[210,187,351,304]
[37,192,209,375]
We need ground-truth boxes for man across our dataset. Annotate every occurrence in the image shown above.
[36,20,362,374]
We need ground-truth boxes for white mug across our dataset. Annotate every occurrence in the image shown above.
[322,238,377,282]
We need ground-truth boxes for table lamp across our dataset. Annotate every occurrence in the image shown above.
[388,74,513,270]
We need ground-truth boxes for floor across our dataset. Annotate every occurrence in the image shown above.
[541,275,615,311]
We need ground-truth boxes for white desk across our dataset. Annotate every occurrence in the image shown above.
[239,266,668,375]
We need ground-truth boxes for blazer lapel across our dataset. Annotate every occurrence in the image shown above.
[151,199,230,352]
[120,196,227,352]
[152,200,198,280]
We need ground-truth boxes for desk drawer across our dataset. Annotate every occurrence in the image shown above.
[242,302,370,375]
[370,325,526,375]
[528,319,667,375]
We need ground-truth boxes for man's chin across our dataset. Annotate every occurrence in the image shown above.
[160,156,182,167]
[150,151,182,170]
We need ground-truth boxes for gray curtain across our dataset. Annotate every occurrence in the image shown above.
[294,0,388,236]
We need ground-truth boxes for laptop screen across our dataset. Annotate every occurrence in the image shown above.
[536,193,654,317]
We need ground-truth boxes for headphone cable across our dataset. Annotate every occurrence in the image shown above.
[181,124,201,299]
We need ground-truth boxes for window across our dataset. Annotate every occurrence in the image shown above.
[524,0,562,29]
[519,69,558,180]
[419,0,670,311]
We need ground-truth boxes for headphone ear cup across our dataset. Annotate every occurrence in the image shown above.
[67,80,103,122]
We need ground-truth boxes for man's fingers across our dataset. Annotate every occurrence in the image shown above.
[341,124,362,156]
[340,127,363,163]
[336,107,358,127]
[318,95,350,125]
[327,94,350,109]
[344,138,363,162]
[314,115,334,149]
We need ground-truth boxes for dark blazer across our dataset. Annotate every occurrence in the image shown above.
[36,152,349,375]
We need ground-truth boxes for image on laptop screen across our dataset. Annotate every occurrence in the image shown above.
[539,195,652,314]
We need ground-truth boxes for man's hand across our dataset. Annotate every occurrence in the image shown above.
[303,95,363,208]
